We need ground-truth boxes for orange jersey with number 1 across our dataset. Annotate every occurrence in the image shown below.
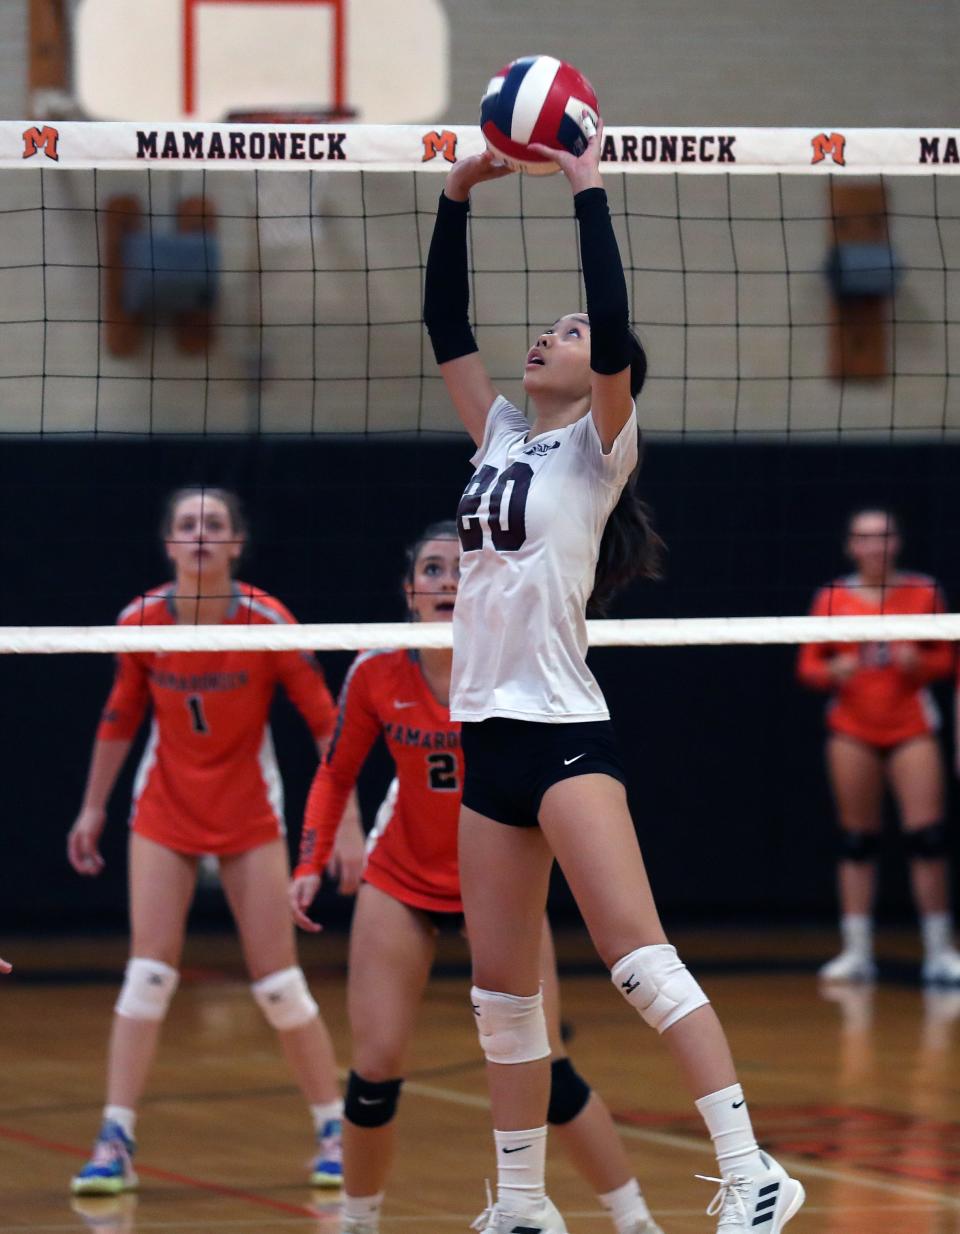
[297,649,463,914]
[797,574,953,747]
[97,582,336,856]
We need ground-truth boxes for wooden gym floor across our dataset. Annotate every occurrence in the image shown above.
[1,927,959,1233]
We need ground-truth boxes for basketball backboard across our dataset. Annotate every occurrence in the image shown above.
[74,0,448,122]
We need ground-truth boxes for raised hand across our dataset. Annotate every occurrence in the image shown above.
[445,149,514,203]
[528,120,604,194]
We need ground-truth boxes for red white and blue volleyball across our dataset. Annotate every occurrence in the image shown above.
[480,55,600,175]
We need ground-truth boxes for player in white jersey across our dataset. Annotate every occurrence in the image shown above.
[423,131,806,1234]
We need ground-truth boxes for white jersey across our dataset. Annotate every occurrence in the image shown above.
[450,395,639,723]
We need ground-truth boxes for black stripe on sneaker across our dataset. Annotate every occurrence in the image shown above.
[756,1197,777,1211]
[511,1227,543,1233]
[758,1183,780,1197]
[752,1216,774,1227]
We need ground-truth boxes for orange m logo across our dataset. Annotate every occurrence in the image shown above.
[811,132,846,166]
[22,125,60,161]
[422,129,458,164]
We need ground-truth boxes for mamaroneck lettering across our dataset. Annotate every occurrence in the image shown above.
[919,136,960,164]
[136,129,347,162]
[601,133,736,164]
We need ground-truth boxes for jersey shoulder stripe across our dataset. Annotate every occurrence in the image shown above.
[338,647,403,697]
[234,585,296,626]
[117,585,174,626]
[326,648,399,763]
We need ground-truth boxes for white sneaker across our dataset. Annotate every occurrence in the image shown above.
[819,950,876,982]
[922,947,960,984]
[697,1151,804,1232]
[471,1193,567,1234]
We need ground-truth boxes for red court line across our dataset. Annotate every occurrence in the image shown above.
[0,1123,317,1217]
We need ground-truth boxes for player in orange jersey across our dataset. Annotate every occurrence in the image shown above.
[290,520,663,1234]
[67,487,364,1196]
[798,507,958,984]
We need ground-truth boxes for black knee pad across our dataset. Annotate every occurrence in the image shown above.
[344,1071,403,1128]
[547,1057,591,1126]
[905,822,948,859]
[839,831,880,862]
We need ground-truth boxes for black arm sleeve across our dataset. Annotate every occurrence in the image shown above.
[574,186,632,376]
[423,192,478,365]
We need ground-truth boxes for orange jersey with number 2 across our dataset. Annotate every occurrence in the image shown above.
[297,649,463,914]
[97,583,336,856]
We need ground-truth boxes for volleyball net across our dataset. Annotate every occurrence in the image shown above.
[2,121,960,652]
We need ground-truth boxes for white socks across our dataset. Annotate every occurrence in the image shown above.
[840,913,873,959]
[599,1177,654,1233]
[103,1105,136,1139]
[343,1191,384,1226]
[494,1125,547,1214]
[837,911,959,963]
[921,912,953,960]
[695,1083,764,1177]
[311,1098,344,1133]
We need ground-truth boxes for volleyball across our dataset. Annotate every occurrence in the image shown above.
[479,55,600,175]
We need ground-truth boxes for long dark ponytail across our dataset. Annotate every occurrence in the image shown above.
[588,333,663,616]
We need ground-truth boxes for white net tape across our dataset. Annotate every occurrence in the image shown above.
[4,614,960,654]
[6,123,960,175]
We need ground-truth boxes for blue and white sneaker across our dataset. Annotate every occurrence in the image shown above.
[71,1121,139,1196]
[310,1116,343,1188]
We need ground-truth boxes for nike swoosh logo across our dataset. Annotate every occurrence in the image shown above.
[502,1145,532,1154]
[394,700,416,709]
[357,1096,385,1105]
[732,1099,745,1108]
[563,753,587,766]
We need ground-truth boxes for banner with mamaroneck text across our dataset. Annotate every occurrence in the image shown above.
[4,123,960,173]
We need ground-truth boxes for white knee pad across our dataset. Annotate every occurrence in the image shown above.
[470,986,550,1064]
[252,966,319,1031]
[611,944,709,1034]
[115,957,180,1021]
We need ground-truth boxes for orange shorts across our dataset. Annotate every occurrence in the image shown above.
[827,717,935,752]
[362,857,463,917]
[132,811,283,858]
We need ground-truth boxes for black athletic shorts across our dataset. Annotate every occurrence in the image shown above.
[420,907,466,933]
[460,717,627,829]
